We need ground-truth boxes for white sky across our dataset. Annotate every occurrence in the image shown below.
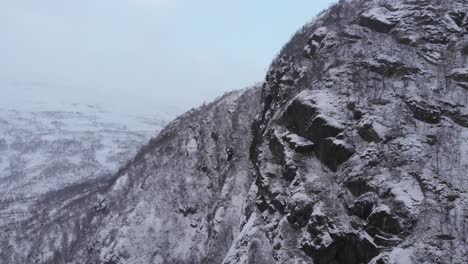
[1,0,335,115]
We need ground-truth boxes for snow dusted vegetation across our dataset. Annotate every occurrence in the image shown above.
[0,93,174,227]
[0,106,167,194]
[2,0,468,263]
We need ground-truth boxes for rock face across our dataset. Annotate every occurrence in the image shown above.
[2,0,468,263]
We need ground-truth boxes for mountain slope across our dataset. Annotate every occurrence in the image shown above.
[1,87,261,263]
[74,88,262,263]
[2,0,468,263]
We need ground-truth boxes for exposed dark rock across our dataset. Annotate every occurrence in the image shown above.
[255,195,271,212]
[266,57,303,87]
[436,234,456,240]
[358,122,382,143]
[404,99,442,124]
[316,138,354,172]
[302,231,380,264]
[418,44,444,64]
[359,7,397,33]
[270,195,287,213]
[347,192,377,220]
[176,205,198,217]
[287,195,314,228]
[341,25,364,43]
[200,165,208,173]
[269,132,287,164]
[307,116,343,143]
[353,109,364,120]
[280,92,354,171]
[304,27,327,58]
[350,215,366,230]
[448,10,466,28]
[443,109,468,127]
[431,100,468,127]
[366,206,402,235]
[226,147,234,161]
[445,192,460,202]
[461,41,468,55]
[283,162,298,181]
[360,54,420,77]
[210,131,219,141]
[255,173,270,189]
[448,68,468,82]
[391,28,418,46]
[304,42,320,58]
[282,98,318,138]
[310,27,328,43]
[94,196,108,214]
[421,25,449,44]
[346,102,364,120]
[282,133,315,153]
[346,178,376,198]
[448,68,468,89]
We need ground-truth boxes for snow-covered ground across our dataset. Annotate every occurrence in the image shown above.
[0,83,178,225]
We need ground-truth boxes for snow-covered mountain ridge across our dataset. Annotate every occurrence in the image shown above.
[2,0,468,263]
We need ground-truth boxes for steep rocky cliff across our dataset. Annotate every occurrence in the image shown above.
[230,0,468,263]
[2,0,468,263]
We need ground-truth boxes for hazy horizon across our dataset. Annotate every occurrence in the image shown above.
[2,0,336,115]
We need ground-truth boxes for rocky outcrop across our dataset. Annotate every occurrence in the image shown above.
[404,98,442,124]
[347,192,377,220]
[448,67,468,89]
[281,90,354,171]
[358,122,382,143]
[359,7,398,33]
[359,54,420,77]
[304,27,329,58]
[233,0,468,263]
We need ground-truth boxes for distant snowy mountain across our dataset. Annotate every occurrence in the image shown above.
[0,99,175,226]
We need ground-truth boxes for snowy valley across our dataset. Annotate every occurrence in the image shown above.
[0,97,174,227]
[2,0,468,263]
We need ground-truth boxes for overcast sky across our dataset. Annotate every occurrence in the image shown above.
[1,0,335,115]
